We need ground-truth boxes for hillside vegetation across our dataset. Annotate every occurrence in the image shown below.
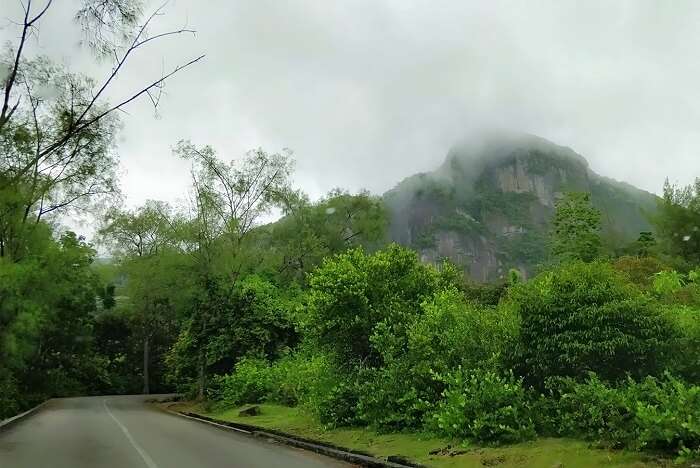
[385,132,658,281]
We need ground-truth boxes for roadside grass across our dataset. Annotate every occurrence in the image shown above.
[165,402,674,468]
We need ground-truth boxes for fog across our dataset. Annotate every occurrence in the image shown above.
[3,0,700,214]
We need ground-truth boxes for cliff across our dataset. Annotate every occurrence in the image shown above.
[383,132,658,281]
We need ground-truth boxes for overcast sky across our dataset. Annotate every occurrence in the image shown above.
[3,0,700,220]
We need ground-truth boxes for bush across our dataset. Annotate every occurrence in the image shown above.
[355,365,428,431]
[267,351,336,406]
[427,368,535,444]
[653,270,685,297]
[664,305,700,383]
[405,289,519,379]
[541,373,700,458]
[352,288,519,431]
[312,375,362,427]
[612,256,666,290]
[216,358,273,407]
[542,374,636,446]
[509,261,675,386]
[305,244,459,368]
[263,348,361,427]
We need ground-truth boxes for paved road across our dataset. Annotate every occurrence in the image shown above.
[0,395,352,468]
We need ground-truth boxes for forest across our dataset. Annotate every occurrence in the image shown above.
[4,1,700,465]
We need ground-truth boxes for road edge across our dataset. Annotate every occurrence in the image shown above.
[156,405,424,468]
[0,400,49,432]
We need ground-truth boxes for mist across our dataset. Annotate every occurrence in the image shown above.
[2,0,699,210]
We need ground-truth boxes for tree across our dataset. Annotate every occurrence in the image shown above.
[0,227,110,414]
[99,202,190,394]
[0,0,202,260]
[551,192,601,262]
[175,142,294,280]
[636,231,657,257]
[651,178,700,266]
[172,143,294,398]
[167,275,297,396]
[267,189,387,284]
[305,244,458,368]
[509,261,674,387]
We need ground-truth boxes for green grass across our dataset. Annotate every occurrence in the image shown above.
[167,402,674,468]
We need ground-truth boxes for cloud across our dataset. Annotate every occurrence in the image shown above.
[3,0,700,217]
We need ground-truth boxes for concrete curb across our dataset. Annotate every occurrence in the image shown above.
[159,406,425,468]
[0,400,49,432]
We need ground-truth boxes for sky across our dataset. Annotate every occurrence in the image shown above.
[3,0,700,226]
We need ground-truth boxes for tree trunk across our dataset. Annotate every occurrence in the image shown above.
[197,350,205,401]
[142,335,150,395]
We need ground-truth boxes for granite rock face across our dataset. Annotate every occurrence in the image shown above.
[384,132,657,282]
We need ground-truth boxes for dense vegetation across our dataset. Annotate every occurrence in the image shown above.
[4,2,700,465]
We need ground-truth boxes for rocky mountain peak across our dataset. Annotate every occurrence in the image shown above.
[384,132,657,282]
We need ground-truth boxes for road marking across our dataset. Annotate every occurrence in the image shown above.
[103,399,159,468]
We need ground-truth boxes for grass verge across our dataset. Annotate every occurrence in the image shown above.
[163,402,676,468]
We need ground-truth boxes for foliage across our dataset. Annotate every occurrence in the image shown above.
[551,192,602,262]
[635,232,657,256]
[542,373,700,458]
[663,305,700,383]
[427,368,535,443]
[305,244,458,368]
[361,288,518,430]
[652,270,685,297]
[166,275,297,395]
[651,178,700,266]
[612,255,666,290]
[0,0,199,262]
[263,189,387,284]
[510,261,675,386]
[266,350,337,406]
[462,281,507,306]
[0,228,119,415]
[215,358,273,407]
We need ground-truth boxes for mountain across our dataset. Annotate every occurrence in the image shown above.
[383,132,658,282]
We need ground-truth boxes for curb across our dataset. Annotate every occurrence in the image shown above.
[158,406,425,468]
[0,400,49,432]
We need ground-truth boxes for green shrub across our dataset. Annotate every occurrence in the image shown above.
[353,288,519,431]
[653,270,685,297]
[264,350,362,427]
[267,351,336,406]
[540,373,700,458]
[312,376,362,427]
[631,376,700,455]
[355,365,428,431]
[427,368,535,444]
[405,289,519,378]
[510,261,675,386]
[217,358,273,407]
[664,305,700,383]
[543,374,636,446]
[305,244,459,368]
[612,256,666,290]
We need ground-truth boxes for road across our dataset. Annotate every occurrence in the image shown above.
[0,395,352,468]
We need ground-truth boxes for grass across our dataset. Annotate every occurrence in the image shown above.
[164,401,676,468]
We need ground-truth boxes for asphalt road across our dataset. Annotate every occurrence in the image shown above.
[0,395,352,468]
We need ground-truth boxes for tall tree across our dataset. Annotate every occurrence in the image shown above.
[268,189,387,284]
[173,143,294,398]
[651,178,700,266]
[0,0,202,260]
[551,192,602,262]
[99,201,188,394]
